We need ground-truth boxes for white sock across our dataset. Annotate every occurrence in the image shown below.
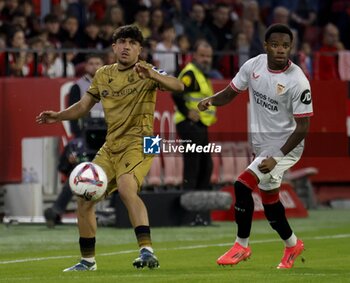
[82,257,95,263]
[141,246,154,253]
[284,233,297,247]
[236,237,249,248]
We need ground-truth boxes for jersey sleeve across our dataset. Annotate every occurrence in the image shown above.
[292,77,313,117]
[230,58,252,93]
[86,67,103,102]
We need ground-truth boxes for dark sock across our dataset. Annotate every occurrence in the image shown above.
[234,181,254,238]
[263,201,293,240]
[134,225,152,248]
[79,237,96,258]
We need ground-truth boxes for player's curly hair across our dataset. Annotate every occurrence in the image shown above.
[265,24,293,42]
[112,25,144,45]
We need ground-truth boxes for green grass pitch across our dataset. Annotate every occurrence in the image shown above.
[1,208,350,283]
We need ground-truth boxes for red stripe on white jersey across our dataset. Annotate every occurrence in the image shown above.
[293,112,314,118]
[229,81,244,93]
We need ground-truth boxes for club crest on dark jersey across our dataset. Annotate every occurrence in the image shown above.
[101,90,109,97]
[128,73,135,82]
[300,89,312,105]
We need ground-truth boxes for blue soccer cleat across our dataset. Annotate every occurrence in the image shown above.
[133,248,159,269]
[63,260,97,272]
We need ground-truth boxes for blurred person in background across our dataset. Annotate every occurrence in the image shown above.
[0,0,19,22]
[59,15,83,49]
[288,0,318,44]
[314,23,343,80]
[172,40,217,191]
[297,41,313,79]
[149,8,164,42]
[68,54,104,138]
[176,33,192,71]
[183,3,215,47]
[218,18,264,79]
[132,5,151,40]
[153,23,179,76]
[103,48,116,65]
[43,13,62,48]
[272,6,290,25]
[17,0,40,36]
[44,41,76,78]
[89,0,120,21]
[103,4,125,29]
[66,0,95,30]
[81,20,104,50]
[0,27,28,76]
[100,20,115,48]
[22,35,45,77]
[242,0,265,47]
[208,3,234,52]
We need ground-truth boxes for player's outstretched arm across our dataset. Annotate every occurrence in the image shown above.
[198,85,238,111]
[36,93,96,124]
[134,62,184,92]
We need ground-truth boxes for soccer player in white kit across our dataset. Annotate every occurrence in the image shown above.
[198,24,313,269]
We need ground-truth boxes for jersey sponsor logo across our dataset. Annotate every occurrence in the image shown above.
[252,89,278,112]
[300,89,312,105]
[112,87,137,96]
[252,72,260,79]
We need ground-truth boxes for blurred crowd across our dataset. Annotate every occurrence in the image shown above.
[0,0,349,79]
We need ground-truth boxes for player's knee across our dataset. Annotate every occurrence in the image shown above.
[234,181,254,209]
[237,170,258,191]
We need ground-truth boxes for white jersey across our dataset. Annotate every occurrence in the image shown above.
[231,54,313,153]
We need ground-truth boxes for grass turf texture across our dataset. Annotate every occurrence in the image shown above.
[0,209,350,283]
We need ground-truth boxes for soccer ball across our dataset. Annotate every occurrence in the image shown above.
[69,162,108,201]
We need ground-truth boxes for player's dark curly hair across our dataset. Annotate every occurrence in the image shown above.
[112,25,144,45]
[265,24,293,42]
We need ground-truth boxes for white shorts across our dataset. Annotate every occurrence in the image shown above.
[247,146,303,191]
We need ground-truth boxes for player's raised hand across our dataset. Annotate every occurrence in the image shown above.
[197,98,212,111]
[134,62,152,79]
[36,111,60,124]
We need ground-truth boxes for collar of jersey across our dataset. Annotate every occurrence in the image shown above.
[267,59,291,74]
[117,61,137,72]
